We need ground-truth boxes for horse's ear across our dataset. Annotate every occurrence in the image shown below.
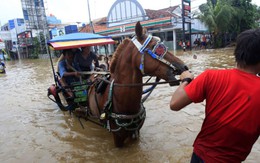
[135,21,143,39]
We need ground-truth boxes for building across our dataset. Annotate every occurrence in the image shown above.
[0,18,27,59]
[0,0,50,59]
[21,0,49,54]
[80,0,208,53]
[46,14,62,25]
[21,0,48,30]
[46,14,79,39]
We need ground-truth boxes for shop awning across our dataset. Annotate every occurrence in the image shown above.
[48,33,115,50]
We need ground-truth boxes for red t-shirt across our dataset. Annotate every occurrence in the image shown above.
[185,69,260,162]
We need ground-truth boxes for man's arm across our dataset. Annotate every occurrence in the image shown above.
[59,61,80,78]
[170,71,194,111]
[170,82,192,111]
[58,61,66,78]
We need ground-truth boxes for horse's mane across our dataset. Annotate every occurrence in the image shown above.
[110,38,130,73]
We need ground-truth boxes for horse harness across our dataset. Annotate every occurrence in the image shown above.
[99,79,146,132]
[92,75,179,132]
[131,35,178,75]
[77,36,182,132]
[86,74,146,133]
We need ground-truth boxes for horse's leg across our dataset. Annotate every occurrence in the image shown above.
[113,133,126,148]
[131,130,140,139]
[131,119,145,139]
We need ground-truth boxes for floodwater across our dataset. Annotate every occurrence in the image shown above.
[0,48,259,163]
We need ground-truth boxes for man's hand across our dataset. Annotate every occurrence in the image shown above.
[180,71,194,81]
[74,71,81,77]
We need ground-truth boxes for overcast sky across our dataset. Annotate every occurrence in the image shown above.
[0,0,259,25]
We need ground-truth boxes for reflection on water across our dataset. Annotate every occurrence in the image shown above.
[0,49,259,163]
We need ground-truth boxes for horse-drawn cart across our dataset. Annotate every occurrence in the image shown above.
[47,32,114,111]
[47,22,188,147]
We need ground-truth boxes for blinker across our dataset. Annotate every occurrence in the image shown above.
[152,43,167,58]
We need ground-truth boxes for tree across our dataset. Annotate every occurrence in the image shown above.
[198,0,260,48]
[198,0,235,47]
[231,0,259,31]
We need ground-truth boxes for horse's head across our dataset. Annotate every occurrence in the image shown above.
[132,21,188,84]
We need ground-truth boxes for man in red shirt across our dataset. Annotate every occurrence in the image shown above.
[170,28,260,162]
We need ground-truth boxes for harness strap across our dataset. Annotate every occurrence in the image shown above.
[103,79,114,114]
[131,35,177,74]
[131,35,152,53]
[132,35,153,75]
[111,103,146,132]
[103,80,114,131]
[108,80,114,103]
[146,49,176,70]
[98,77,180,87]
[110,104,145,119]
[140,53,145,75]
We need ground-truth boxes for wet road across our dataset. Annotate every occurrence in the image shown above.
[0,48,259,162]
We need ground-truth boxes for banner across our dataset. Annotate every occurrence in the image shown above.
[0,31,12,41]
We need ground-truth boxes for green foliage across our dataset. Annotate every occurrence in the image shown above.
[256,6,260,20]
[215,35,222,47]
[49,49,61,58]
[231,0,258,31]
[198,0,259,48]
[30,32,49,58]
[31,37,40,58]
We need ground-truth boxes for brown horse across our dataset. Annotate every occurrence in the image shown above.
[86,21,188,147]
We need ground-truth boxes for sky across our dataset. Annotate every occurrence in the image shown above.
[1,0,260,25]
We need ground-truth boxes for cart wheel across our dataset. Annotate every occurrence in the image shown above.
[57,93,77,111]
[54,93,68,111]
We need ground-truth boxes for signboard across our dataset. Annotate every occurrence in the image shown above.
[171,17,177,26]
[182,0,191,24]
[185,11,191,17]
[182,0,192,50]
[184,5,191,11]
[0,42,5,49]
[50,28,65,39]
[120,25,126,32]
[185,19,191,23]
[0,31,12,41]
[10,28,17,42]
[17,31,32,47]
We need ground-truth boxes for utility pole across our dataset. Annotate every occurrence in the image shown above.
[87,0,98,53]
[182,0,192,51]
[87,0,95,33]
[182,1,185,42]
[14,26,21,60]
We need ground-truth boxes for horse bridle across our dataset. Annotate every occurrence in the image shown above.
[131,35,177,75]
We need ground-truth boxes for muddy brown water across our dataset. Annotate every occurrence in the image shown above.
[0,48,259,163]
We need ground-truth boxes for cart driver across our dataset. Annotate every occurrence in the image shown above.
[58,49,81,87]
[74,46,99,72]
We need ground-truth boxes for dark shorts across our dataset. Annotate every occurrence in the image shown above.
[190,152,204,163]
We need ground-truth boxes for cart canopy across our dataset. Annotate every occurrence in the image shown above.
[48,33,115,50]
